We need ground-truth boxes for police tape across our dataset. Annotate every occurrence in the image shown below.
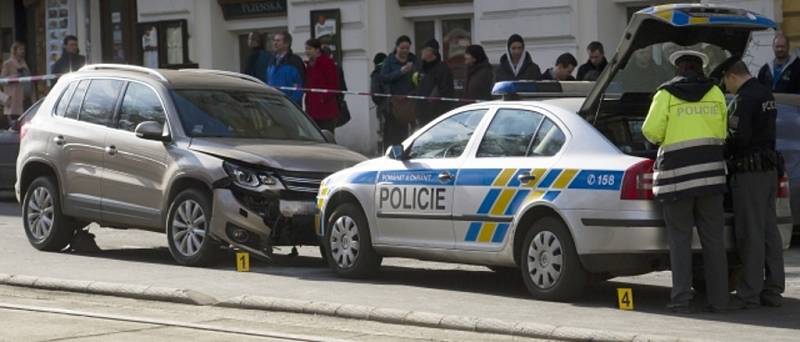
[277,86,482,103]
[0,74,61,85]
[0,73,481,103]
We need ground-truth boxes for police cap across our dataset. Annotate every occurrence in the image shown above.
[669,50,709,68]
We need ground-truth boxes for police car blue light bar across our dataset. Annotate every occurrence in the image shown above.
[492,81,595,98]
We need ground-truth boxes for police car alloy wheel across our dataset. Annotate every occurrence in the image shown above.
[325,202,381,278]
[166,188,219,266]
[520,216,587,301]
[22,176,76,251]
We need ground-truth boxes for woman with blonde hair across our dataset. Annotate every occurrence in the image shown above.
[1,41,35,123]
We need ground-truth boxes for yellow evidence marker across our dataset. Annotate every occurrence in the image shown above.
[236,251,250,272]
[617,288,634,310]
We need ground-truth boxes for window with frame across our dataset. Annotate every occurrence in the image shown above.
[528,118,566,157]
[79,79,124,127]
[477,109,544,158]
[407,109,486,159]
[137,20,193,69]
[55,81,79,117]
[64,80,90,120]
[414,18,471,90]
[118,82,166,132]
[238,30,283,74]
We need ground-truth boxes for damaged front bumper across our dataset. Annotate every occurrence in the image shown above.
[209,187,319,259]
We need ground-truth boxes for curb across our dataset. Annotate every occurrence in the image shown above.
[219,295,693,342]
[0,273,216,305]
[0,273,693,342]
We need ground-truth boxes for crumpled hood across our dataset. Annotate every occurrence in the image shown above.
[658,75,715,102]
[189,138,367,173]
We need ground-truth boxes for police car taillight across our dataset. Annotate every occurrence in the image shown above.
[778,173,790,199]
[19,122,29,141]
[620,159,654,200]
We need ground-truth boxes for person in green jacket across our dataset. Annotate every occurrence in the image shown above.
[642,50,729,314]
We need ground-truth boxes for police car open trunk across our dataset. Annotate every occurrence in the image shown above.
[580,4,776,160]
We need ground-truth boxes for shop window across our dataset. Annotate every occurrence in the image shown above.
[47,0,75,70]
[413,21,435,57]
[237,30,284,74]
[1,28,13,61]
[412,17,471,90]
[136,20,194,69]
[101,0,137,64]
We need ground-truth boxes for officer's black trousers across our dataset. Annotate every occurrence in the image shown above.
[662,194,728,308]
[382,106,409,150]
[731,170,785,304]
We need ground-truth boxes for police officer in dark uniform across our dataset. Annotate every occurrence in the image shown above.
[721,58,785,308]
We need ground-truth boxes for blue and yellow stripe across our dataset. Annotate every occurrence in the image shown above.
[465,222,510,243]
[464,167,579,243]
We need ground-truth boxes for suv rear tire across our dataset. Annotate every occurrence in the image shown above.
[324,202,382,278]
[22,176,76,251]
[520,216,587,301]
[166,188,220,266]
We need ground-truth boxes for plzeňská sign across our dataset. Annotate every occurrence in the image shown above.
[218,0,287,20]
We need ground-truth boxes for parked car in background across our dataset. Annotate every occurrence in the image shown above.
[0,99,42,191]
[775,93,800,238]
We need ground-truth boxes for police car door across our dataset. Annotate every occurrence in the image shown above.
[374,109,489,248]
[453,107,567,251]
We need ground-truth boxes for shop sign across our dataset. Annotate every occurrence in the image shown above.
[218,0,287,20]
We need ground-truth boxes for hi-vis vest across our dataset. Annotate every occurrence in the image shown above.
[642,85,728,200]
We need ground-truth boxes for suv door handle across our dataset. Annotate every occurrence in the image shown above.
[517,174,536,184]
[53,135,65,146]
[105,145,117,156]
[438,171,453,182]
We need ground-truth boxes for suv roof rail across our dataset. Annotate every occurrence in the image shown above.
[179,69,266,86]
[79,64,169,82]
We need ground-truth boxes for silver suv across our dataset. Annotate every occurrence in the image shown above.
[16,64,366,266]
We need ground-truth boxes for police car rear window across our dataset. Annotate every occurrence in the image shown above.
[477,109,544,158]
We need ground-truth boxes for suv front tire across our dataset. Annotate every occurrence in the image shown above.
[166,188,220,266]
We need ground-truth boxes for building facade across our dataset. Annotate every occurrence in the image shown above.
[0,0,789,155]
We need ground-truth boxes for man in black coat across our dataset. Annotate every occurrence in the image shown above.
[577,41,607,81]
[52,35,86,75]
[495,34,541,82]
[757,33,800,93]
[415,39,454,126]
[541,53,577,81]
[723,58,786,309]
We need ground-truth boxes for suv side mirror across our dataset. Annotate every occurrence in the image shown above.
[387,144,406,160]
[321,129,336,143]
[135,121,169,141]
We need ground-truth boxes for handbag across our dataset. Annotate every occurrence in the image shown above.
[390,96,416,124]
[336,96,351,127]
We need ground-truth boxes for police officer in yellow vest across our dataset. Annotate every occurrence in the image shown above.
[642,50,729,313]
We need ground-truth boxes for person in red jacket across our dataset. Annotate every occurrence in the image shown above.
[304,38,340,132]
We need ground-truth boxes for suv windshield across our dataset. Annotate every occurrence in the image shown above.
[171,89,325,142]
[609,42,731,94]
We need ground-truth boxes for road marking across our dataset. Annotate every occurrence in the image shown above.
[0,303,350,342]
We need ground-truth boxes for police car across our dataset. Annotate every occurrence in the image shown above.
[317,4,794,301]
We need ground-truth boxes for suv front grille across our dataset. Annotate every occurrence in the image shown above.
[276,171,329,195]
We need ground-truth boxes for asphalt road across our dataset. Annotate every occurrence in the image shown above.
[0,285,520,341]
[0,199,798,341]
